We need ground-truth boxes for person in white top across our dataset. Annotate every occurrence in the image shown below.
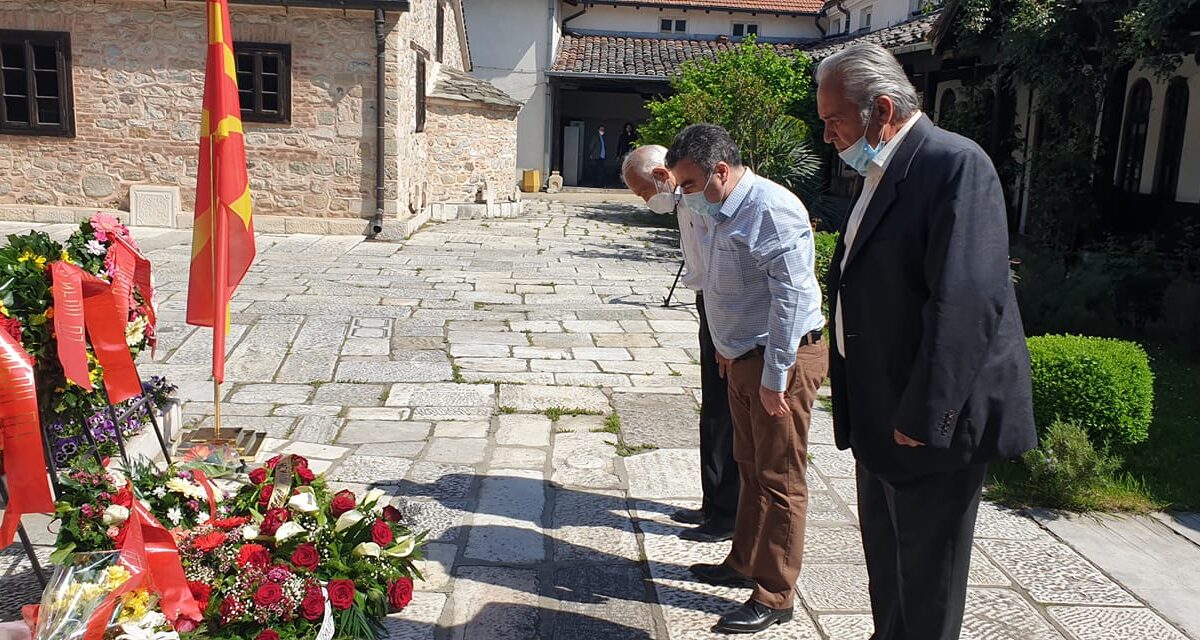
[621,145,741,543]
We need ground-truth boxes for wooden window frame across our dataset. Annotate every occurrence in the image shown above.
[0,29,74,137]
[732,22,759,38]
[1117,79,1153,193]
[234,42,291,125]
[1154,77,1189,199]
[415,53,427,133]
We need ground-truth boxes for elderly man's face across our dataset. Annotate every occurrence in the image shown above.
[817,77,870,152]
[626,166,674,202]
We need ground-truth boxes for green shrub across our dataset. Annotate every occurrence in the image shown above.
[814,231,839,316]
[1027,334,1154,447]
[1022,420,1121,510]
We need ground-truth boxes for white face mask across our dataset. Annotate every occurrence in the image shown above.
[645,180,679,214]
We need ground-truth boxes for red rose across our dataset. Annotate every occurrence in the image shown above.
[290,454,310,470]
[258,485,273,507]
[291,543,320,571]
[296,465,316,483]
[249,467,268,485]
[254,582,284,607]
[371,520,394,546]
[1,318,22,344]
[237,544,271,569]
[330,490,357,517]
[188,581,212,609]
[256,630,280,640]
[326,579,356,610]
[193,531,227,552]
[300,588,325,621]
[387,578,413,611]
[259,508,290,536]
[382,505,403,522]
[266,454,283,469]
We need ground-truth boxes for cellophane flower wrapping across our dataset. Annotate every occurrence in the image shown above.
[34,550,139,640]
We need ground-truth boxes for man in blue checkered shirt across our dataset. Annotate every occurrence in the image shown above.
[666,124,827,635]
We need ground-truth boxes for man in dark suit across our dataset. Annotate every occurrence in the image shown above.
[815,43,1038,640]
[587,125,608,187]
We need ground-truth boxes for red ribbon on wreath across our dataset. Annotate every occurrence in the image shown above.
[0,330,55,548]
[50,262,143,404]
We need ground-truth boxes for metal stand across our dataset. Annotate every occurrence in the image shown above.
[663,260,685,307]
[101,388,172,465]
[0,479,48,588]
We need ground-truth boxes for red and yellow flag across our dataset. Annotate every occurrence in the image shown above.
[186,0,255,383]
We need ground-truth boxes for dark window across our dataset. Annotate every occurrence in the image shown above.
[675,19,687,32]
[1154,77,1189,198]
[938,88,957,123]
[733,23,759,37]
[0,30,73,136]
[415,54,426,133]
[436,1,445,63]
[660,18,673,32]
[1117,79,1153,193]
[235,43,290,124]
[660,18,686,33]
[747,24,759,35]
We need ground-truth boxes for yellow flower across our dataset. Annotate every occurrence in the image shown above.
[104,566,133,590]
[0,301,8,317]
[60,249,74,264]
[17,250,47,269]
[117,589,152,623]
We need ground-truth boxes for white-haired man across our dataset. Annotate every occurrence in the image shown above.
[817,43,1037,639]
[621,145,740,544]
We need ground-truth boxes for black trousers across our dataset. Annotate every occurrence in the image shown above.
[588,159,606,186]
[856,461,987,640]
[696,292,739,524]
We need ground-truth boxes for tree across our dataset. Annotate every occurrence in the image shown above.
[639,39,833,222]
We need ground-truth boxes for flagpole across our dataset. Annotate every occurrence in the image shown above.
[210,129,226,444]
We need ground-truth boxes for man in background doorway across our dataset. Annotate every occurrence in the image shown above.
[587,125,608,187]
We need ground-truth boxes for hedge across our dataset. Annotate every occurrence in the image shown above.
[1027,334,1154,447]
[814,231,839,315]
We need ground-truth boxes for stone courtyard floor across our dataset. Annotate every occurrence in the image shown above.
[0,198,1195,639]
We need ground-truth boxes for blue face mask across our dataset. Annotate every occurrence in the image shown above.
[839,135,882,177]
[681,173,723,217]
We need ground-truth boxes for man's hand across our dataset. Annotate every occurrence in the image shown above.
[893,429,925,447]
[716,353,735,379]
[760,386,790,417]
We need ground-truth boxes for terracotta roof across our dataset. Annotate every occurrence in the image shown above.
[550,34,806,78]
[430,66,521,109]
[802,12,941,59]
[563,0,822,15]
[550,12,939,79]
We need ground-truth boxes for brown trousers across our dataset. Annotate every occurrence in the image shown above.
[724,342,828,609]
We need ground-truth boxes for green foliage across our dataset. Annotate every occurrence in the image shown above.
[543,406,604,422]
[639,39,828,213]
[1020,420,1123,510]
[813,231,839,316]
[936,83,1024,208]
[1027,335,1154,447]
[592,411,622,434]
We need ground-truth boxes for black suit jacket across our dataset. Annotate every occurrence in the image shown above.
[827,115,1037,480]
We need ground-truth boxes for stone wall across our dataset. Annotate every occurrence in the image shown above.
[0,0,489,231]
[425,99,519,205]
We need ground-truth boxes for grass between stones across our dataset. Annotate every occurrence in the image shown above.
[543,406,604,422]
[612,442,658,457]
[499,406,518,414]
[591,412,621,434]
[451,364,465,384]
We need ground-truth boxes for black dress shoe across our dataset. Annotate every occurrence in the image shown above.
[670,508,706,525]
[679,521,735,543]
[689,563,755,588]
[714,599,794,634]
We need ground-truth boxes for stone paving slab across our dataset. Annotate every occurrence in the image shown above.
[613,392,700,449]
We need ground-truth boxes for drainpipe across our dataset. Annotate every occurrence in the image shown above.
[562,6,587,28]
[815,7,828,37]
[544,0,557,180]
[369,8,387,238]
[835,1,850,34]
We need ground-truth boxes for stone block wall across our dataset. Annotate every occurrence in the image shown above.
[425,99,519,204]
[0,0,491,231]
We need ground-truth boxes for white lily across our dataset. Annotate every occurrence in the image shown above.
[335,510,365,533]
[274,521,307,543]
[115,620,179,640]
[362,488,387,511]
[102,505,130,527]
[288,490,320,514]
[352,542,381,558]
[383,535,416,559]
[242,524,261,540]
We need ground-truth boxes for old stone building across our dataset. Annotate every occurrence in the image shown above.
[0,0,520,236]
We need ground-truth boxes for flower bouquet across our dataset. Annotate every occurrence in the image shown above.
[30,550,178,640]
[50,464,133,565]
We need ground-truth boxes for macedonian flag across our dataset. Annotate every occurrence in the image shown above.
[186,0,255,383]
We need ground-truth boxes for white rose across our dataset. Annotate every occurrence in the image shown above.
[102,505,130,527]
[241,524,261,540]
[334,510,365,533]
[287,491,319,515]
[352,542,381,558]
[274,521,307,543]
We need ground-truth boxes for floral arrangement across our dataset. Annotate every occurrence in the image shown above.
[32,551,178,640]
[46,454,426,640]
[0,214,171,468]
